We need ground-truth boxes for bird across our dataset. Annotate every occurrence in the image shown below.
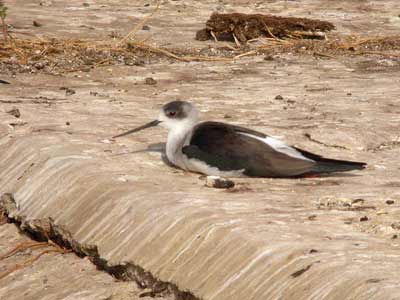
[113,100,366,178]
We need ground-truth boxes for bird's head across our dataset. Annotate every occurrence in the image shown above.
[113,100,199,138]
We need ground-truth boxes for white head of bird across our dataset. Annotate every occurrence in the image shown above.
[113,101,199,169]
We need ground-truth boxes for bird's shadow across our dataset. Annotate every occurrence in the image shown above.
[112,142,176,167]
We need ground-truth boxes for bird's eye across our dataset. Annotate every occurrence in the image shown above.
[167,111,176,117]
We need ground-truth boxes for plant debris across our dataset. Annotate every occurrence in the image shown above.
[318,197,376,211]
[196,13,335,44]
[1,34,400,75]
[0,38,232,75]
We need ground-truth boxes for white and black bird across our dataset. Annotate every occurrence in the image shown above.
[113,101,366,178]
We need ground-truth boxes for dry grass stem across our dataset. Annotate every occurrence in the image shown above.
[117,1,160,46]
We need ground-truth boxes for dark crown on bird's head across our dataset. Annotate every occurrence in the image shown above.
[162,100,193,119]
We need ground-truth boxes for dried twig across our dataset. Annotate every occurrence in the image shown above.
[183,55,231,62]
[0,249,60,280]
[0,241,49,260]
[232,33,241,47]
[117,1,160,46]
[234,50,257,59]
[292,31,326,40]
[313,51,336,59]
[128,41,232,62]
[129,41,189,61]
[210,31,219,42]
[261,20,292,45]
[0,234,72,280]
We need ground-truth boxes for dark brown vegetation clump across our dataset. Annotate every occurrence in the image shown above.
[196,12,335,43]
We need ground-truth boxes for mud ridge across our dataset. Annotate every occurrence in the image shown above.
[0,193,199,300]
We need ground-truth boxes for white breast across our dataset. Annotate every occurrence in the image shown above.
[165,120,196,170]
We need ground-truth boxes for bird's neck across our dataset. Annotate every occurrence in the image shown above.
[166,121,196,168]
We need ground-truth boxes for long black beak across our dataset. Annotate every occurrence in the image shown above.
[112,120,161,138]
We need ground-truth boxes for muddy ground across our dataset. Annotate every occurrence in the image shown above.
[0,219,166,300]
[1,1,400,300]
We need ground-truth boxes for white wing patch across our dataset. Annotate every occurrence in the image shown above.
[238,132,315,162]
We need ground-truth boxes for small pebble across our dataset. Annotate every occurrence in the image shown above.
[39,1,53,6]
[264,55,274,61]
[308,215,317,221]
[145,77,157,85]
[33,20,42,27]
[60,87,76,96]
[391,222,400,230]
[66,121,70,126]
[205,176,235,189]
[100,139,113,144]
[142,25,150,31]
[65,88,75,96]
[386,199,395,205]
[360,216,369,222]
[275,95,284,100]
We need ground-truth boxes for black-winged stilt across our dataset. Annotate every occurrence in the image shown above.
[113,100,366,177]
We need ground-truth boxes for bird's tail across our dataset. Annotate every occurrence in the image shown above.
[294,148,367,174]
[311,158,367,174]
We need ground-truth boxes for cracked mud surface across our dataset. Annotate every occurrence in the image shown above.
[0,221,170,300]
[1,1,400,300]
[0,194,189,300]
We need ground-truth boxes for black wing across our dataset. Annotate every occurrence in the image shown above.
[182,122,316,177]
